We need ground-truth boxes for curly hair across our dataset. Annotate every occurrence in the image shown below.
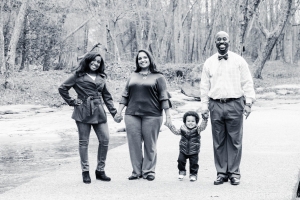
[75,51,106,77]
[183,111,200,124]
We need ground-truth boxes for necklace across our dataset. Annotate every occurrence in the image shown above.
[139,71,150,79]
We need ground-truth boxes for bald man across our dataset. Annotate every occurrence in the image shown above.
[200,31,255,185]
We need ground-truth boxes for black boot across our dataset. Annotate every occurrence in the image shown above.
[82,171,91,184]
[95,170,111,181]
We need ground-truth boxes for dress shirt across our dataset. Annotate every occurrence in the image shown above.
[200,51,256,111]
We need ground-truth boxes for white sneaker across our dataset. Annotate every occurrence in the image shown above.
[178,174,185,180]
[190,175,197,182]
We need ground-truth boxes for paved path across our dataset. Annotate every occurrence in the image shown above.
[1,91,300,200]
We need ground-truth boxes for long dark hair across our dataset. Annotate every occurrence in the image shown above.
[134,49,162,74]
[75,51,106,77]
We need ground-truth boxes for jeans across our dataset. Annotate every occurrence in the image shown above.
[177,152,199,176]
[75,121,109,172]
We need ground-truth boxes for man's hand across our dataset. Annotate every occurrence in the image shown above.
[243,104,252,119]
[201,109,209,120]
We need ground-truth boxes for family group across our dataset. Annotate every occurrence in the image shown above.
[58,31,255,186]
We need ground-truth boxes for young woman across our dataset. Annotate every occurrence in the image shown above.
[58,52,121,184]
[116,49,172,181]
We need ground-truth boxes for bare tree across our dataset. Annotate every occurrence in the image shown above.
[0,0,5,74]
[238,0,261,55]
[253,0,297,78]
[5,0,30,89]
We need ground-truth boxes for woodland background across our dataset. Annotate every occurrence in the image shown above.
[0,0,300,106]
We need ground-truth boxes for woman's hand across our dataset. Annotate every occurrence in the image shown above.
[114,113,123,123]
[72,99,82,106]
[165,115,172,127]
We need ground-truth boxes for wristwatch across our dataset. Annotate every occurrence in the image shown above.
[245,103,252,108]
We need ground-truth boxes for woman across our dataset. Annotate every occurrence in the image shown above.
[58,52,121,184]
[115,49,172,181]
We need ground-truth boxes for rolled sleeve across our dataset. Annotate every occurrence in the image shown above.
[161,99,172,109]
[119,97,128,106]
[157,76,172,109]
[157,76,170,101]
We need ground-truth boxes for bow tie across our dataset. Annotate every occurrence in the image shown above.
[218,54,228,60]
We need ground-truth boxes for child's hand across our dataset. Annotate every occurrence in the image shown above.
[164,121,172,127]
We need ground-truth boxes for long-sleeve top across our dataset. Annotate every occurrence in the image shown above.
[58,73,117,124]
[166,119,208,155]
[119,72,172,116]
[200,51,256,111]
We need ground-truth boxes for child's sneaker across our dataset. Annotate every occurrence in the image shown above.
[178,174,185,180]
[190,175,197,182]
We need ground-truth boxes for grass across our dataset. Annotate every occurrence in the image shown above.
[0,60,299,107]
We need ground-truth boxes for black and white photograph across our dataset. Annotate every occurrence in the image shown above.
[0,0,300,199]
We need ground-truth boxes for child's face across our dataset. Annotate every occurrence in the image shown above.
[185,116,197,129]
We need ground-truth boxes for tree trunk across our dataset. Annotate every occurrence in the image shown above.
[19,10,29,71]
[0,0,5,74]
[173,0,183,63]
[284,21,293,63]
[253,0,293,79]
[5,0,29,89]
[159,0,175,63]
[83,23,89,53]
[238,0,261,55]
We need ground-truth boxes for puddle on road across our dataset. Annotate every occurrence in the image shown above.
[0,133,127,194]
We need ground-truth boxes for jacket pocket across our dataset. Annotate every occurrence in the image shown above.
[72,103,84,121]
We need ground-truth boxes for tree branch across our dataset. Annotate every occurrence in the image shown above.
[256,17,270,38]
[181,0,199,26]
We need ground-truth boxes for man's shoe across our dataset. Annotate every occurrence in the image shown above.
[214,176,228,185]
[230,177,240,185]
[128,175,142,180]
[82,171,91,184]
[95,170,111,182]
[146,175,155,181]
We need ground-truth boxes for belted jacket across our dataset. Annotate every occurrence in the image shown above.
[166,120,208,155]
[58,72,117,124]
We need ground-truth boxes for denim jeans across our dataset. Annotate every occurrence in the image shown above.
[177,152,199,176]
[75,121,109,172]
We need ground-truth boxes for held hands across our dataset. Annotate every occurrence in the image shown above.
[114,113,123,123]
[201,110,209,120]
[164,115,172,127]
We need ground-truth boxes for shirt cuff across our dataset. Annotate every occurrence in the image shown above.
[245,97,253,104]
[201,103,208,112]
